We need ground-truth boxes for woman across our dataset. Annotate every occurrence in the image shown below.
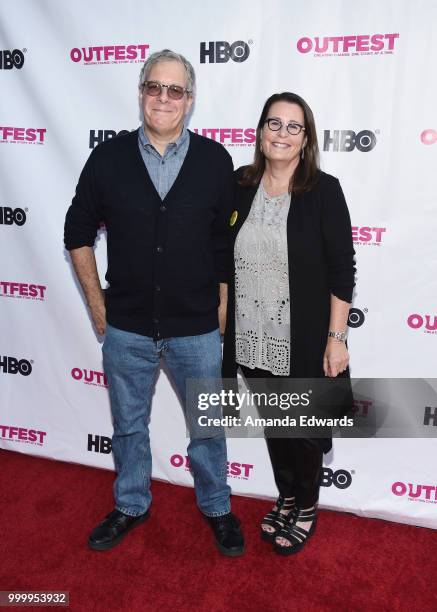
[222,92,356,555]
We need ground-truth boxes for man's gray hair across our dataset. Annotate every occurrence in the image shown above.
[138,49,196,96]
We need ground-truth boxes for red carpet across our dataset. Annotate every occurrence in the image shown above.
[1,449,436,612]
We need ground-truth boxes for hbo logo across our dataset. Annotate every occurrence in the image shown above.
[0,49,25,70]
[89,129,131,149]
[87,434,112,454]
[0,356,32,376]
[348,308,365,329]
[0,207,27,226]
[320,468,352,489]
[323,130,377,152]
[200,41,250,63]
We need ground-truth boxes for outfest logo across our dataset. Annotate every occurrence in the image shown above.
[352,399,372,417]
[170,454,254,480]
[70,44,149,65]
[392,481,437,503]
[0,127,46,145]
[71,368,108,388]
[0,281,46,300]
[192,128,255,148]
[421,129,437,145]
[352,226,386,246]
[296,33,399,57]
[0,424,46,446]
[407,314,437,335]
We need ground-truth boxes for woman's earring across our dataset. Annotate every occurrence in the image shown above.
[301,147,305,160]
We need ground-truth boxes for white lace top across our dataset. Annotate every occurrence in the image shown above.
[234,182,291,375]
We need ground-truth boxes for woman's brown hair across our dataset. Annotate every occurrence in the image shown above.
[240,92,320,194]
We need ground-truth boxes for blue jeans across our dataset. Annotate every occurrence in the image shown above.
[102,324,231,517]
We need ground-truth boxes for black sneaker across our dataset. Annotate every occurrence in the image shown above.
[206,512,245,557]
[88,508,150,551]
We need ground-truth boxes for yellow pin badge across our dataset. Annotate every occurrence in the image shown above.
[230,210,238,227]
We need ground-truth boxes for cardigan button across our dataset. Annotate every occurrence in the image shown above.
[160,205,167,212]
[156,246,163,253]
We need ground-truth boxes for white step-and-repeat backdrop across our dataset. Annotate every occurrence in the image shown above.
[1,0,436,529]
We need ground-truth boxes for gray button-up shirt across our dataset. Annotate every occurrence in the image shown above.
[138,124,190,200]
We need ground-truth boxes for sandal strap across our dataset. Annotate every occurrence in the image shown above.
[262,512,294,525]
[277,518,316,546]
[268,496,283,516]
[288,523,310,541]
[262,514,280,527]
[295,508,317,521]
[270,496,295,516]
[261,497,296,530]
[277,523,307,546]
[274,513,291,528]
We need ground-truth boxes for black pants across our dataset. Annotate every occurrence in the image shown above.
[239,364,323,508]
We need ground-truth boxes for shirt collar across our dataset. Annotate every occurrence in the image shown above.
[139,124,189,154]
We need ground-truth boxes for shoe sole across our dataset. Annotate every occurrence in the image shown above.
[215,542,245,557]
[88,511,150,552]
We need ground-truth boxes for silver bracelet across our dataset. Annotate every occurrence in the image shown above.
[328,330,347,342]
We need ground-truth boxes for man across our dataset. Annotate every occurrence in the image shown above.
[64,49,244,556]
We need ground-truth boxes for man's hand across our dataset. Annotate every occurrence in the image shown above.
[218,302,227,335]
[89,300,106,335]
[69,246,106,335]
[218,283,228,335]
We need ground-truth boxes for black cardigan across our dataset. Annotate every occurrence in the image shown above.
[222,167,356,380]
[64,129,234,339]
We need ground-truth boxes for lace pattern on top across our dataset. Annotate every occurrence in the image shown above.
[234,182,291,376]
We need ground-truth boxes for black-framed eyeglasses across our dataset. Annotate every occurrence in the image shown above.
[264,117,305,136]
[142,80,191,100]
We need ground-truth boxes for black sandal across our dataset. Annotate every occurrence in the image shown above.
[273,506,317,555]
[260,496,296,542]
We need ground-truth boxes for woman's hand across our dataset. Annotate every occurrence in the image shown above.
[323,338,349,377]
